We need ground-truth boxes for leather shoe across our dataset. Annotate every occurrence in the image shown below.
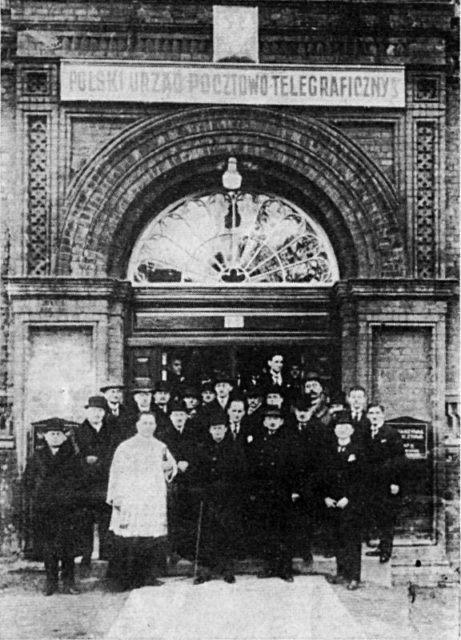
[326,574,346,585]
[193,574,210,585]
[347,580,359,591]
[379,554,391,563]
[223,574,236,584]
[365,549,381,557]
[43,581,57,596]
[147,579,164,587]
[280,573,294,583]
[62,583,80,595]
[257,569,275,579]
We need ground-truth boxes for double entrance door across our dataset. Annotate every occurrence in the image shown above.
[126,286,340,394]
[128,343,339,394]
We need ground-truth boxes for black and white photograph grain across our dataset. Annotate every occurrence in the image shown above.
[0,1,459,639]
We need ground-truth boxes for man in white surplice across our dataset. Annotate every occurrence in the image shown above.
[106,411,177,590]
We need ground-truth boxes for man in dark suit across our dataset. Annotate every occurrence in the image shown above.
[246,407,299,582]
[365,403,406,563]
[100,381,131,441]
[260,353,287,391]
[226,396,252,444]
[157,400,198,561]
[345,386,370,447]
[245,385,265,434]
[286,395,324,567]
[75,395,116,570]
[202,374,234,420]
[166,356,186,400]
[192,417,247,584]
[152,381,174,439]
[322,412,366,590]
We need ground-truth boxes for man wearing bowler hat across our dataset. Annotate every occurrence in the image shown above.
[209,373,235,416]
[75,395,115,571]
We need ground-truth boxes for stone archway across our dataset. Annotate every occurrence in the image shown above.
[58,106,406,278]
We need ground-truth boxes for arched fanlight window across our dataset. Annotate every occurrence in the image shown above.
[127,192,339,286]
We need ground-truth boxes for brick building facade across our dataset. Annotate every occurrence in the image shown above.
[0,1,459,581]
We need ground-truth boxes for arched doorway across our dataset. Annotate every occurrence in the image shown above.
[57,104,404,394]
[125,175,341,390]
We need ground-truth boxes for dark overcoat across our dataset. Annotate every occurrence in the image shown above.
[74,419,122,503]
[24,440,88,557]
[245,427,299,543]
[193,435,248,563]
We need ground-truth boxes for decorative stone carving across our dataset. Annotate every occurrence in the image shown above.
[414,78,439,102]
[23,70,49,96]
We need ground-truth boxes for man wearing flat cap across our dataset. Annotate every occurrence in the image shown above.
[303,372,333,428]
[75,395,116,571]
[25,418,88,595]
[245,406,300,581]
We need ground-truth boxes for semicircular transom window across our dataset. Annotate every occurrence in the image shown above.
[128,192,339,286]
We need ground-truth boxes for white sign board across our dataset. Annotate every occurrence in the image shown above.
[60,61,405,108]
[213,6,259,62]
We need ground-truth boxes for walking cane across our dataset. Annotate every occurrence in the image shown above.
[193,500,204,581]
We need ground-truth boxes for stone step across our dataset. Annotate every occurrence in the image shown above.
[76,551,392,587]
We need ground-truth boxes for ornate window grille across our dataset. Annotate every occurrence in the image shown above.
[128,192,339,286]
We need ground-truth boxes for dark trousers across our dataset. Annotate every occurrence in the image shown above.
[81,502,112,563]
[326,508,362,582]
[253,502,292,575]
[43,541,75,586]
[197,500,241,577]
[369,493,399,556]
[289,500,313,561]
[168,485,199,561]
[108,536,167,590]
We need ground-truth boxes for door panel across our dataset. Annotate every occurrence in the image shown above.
[128,342,339,394]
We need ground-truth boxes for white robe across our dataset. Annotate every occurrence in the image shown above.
[107,435,177,538]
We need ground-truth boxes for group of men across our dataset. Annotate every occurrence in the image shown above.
[26,352,406,594]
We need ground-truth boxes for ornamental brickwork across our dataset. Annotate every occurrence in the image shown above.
[26,115,50,276]
[0,0,458,577]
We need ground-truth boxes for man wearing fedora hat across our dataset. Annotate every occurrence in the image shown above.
[75,395,116,572]
[152,381,174,439]
[130,384,154,413]
[25,418,87,595]
[100,381,131,439]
